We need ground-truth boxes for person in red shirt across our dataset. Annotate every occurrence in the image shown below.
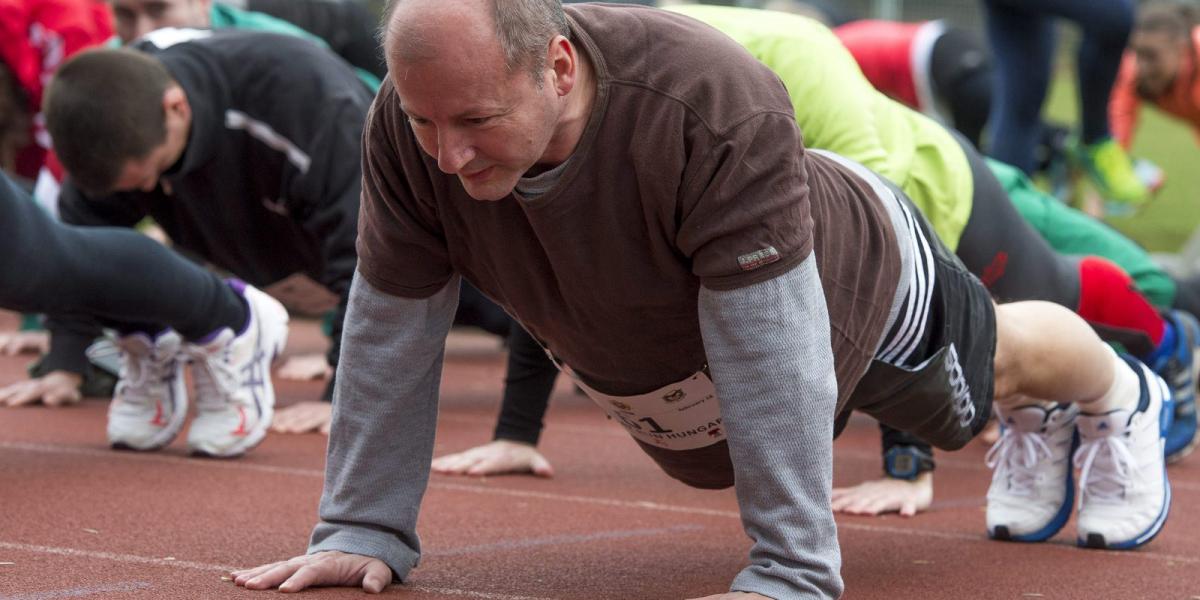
[0,0,112,181]
[835,19,993,149]
[1110,2,1200,150]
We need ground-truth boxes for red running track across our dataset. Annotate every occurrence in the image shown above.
[0,312,1197,599]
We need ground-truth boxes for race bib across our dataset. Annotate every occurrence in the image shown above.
[571,370,726,451]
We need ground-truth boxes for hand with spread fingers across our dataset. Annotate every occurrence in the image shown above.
[0,331,50,355]
[272,400,334,434]
[277,353,333,381]
[431,439,554,478]
[0,371,83,407]
[231,551,393,593]
[831,472,933,517]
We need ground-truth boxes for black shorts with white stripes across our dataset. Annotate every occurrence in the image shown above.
[839,191,997,451]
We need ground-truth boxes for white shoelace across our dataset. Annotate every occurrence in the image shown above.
[986,428,1052,496]
[1074,434,1137,507]
[191,347,239,410]
[118,345,176,405]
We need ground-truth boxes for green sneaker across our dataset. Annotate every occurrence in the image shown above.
[1075,137,1149,206]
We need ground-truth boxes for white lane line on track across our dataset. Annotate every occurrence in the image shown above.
[0,581,151,600]
[0,542,238,572]
[0,542,556,600]
[429,525,703,557]
[0,441,325,478]
[3,441,1199,566]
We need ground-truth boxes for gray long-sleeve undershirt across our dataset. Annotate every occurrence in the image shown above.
[308,272,460,577]
[700,255,842,599]
[311,259,841,598]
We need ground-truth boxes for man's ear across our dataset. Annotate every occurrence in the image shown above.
[162,85,191,125]
[547,36,577,98]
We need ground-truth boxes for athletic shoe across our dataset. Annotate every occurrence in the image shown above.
[185,282,289,458]
[106,330,188,451]
[1155,310,1199,462]
[1074,137,1148,206]
[1075,356,1172,549]
[985,403,1079,542]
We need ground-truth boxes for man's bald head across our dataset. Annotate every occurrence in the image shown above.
[385,0,569,85]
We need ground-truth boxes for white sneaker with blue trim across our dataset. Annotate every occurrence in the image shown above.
[986,403,1078,542]
[1075,356,1172,549]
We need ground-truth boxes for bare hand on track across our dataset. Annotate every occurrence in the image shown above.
[431,439,554,477]
[0,371,82,406]
[271,400,333,434]
[231,551,392,593]
[277,353,333,380]
[830,472,933,517]
[0,331,49,355]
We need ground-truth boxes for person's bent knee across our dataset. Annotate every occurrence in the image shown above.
[992,302,1030,400]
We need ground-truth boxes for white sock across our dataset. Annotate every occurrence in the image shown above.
[1080,348,1139,415]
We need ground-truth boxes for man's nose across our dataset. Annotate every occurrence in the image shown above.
[436,129,475,175]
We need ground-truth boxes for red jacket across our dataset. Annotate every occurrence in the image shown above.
[0,0,111,177]
[835,20,926,110]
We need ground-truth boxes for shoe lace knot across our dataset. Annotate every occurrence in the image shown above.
[985,428,1052,496]
[118,344,178,402]
[1074,433,1138,506]
[191,347,239,409]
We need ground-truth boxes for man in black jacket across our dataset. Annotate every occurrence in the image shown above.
[37,29,368,422]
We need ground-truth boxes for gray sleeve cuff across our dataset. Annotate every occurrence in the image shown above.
[306,271,460,580]
[308,523,420,582]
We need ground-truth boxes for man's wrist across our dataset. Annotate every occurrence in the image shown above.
[882,444,935,481]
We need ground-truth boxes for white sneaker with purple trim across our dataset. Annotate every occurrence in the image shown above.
[186,282,289,457]
[107,330,188,451]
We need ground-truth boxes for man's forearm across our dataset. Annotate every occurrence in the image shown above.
[41,317,102,374]
[308,271,459,580]
[698,256,843,600]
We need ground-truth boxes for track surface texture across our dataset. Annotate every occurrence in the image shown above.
[1,312,1197,599]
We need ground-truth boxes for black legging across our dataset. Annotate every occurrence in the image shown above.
[0,173,246,344]
[953,133,1082,306]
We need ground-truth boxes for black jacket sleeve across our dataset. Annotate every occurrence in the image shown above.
[282,97,364,381]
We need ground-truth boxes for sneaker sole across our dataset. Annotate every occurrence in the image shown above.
[1079,480,1171,550]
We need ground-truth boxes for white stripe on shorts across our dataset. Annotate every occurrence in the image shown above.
[806,150,936,369]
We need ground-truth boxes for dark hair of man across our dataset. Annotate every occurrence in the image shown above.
[1136,2,1197,40]
[43,48,174,194]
